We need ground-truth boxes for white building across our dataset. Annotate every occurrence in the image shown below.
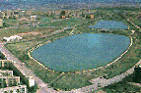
[30,15,37,21]
[28,76,35,87]
[3,35,22,42]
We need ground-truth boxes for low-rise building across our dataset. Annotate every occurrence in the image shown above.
[0,60,28,93]
[30,15,37,21]
[61,15,66,19]
[13,11,19,18]
[0,12,5,19]
[0,60,35,88]
[9,60,36,87]
[60,10,66,19]
[19,10,26,17]
[5,10,12,19]
[18,17,29,22]
[3,35,22,42]
[0,70,13,76]
[90,14,94,19]
[0,85,27,93]
[28,76,35,87]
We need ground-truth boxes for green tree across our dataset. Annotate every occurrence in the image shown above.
[60,11,65,15]
[0,51,6,60]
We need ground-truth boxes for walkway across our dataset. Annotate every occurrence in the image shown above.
[0,38,140,93]
[0,17,140,93]
[127,19,141,30]
[76,60,141,92]
[128,82,141,87]
[0,43,57,93]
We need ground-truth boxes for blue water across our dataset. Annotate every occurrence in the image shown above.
[89,20,128,29]
[31,33,130,72]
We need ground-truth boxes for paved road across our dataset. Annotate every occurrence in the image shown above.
[1,38,140,93]
[74,17,141,93]
[0,26,75,93]
[128,82,141,87]
[0,17,140,93]
[0,43,57,93]
[75,59,141,92]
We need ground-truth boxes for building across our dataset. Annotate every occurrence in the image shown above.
[5,10,12,19]
[60,10,66,19]
[3,35,22,42]
[0,70,13,76]
[0,76,20,86]
[0,85,27,93]
[28,76,35,87]
[0,12,5,19]
[90,14,94,19]
[30,15,37,21]
[18,17,29,22]
[0,60,27,93]
[0,60,35,87]
[61,15,66,19]
[13,11,19,18]
[19,10,26,17]
[0,19,3,27]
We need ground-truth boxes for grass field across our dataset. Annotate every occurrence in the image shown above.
[4,10,141,91]
[39,18,88,28]
[102,73,141,93]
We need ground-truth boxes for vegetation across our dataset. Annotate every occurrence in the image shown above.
[0,51,6,60]
[3,9,141,91]
[39,18,88,28]
[102,73,141,93]
[28,85,38,93]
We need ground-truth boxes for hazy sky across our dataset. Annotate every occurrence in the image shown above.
[1,0,141,3]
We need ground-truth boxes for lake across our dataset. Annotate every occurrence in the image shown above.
[31,33,130,72]
[89,20,128,29]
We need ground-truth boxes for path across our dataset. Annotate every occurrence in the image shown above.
[1,36,140,93]
[0,43,57,93]
[0,43,81,93]
[127,18,141,30]
[128,82,141,87]
[76,59,141,92]
[74,16,141,93]
[0,17,140,93]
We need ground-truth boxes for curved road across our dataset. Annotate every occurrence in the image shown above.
[0,17,140,93]
[1,42,140,93]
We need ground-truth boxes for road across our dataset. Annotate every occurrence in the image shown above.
[0,17,140,93]
[75,60,141,92]
[0,43,58,93]
[0,26,75,93]
[0,37,140,93]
